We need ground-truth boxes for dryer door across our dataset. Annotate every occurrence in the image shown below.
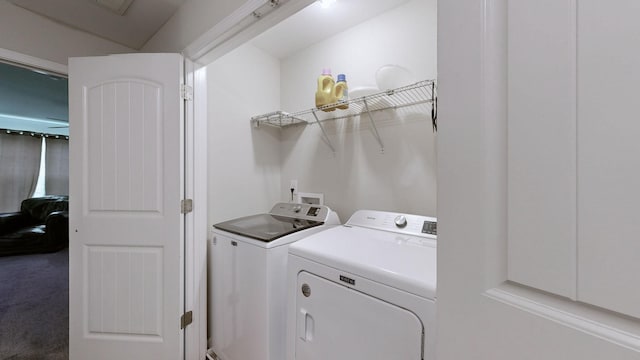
[295,271,423,360]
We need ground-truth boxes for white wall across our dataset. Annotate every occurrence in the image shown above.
[0,1,133,65]
[206,43,282,225]
[278,0,437,220]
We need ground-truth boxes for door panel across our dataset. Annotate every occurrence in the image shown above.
[86,246,162,336]
[295,271,423,360]
[85,79,162,212]
[507,0,577,299]
[577,0,640,319]
[69,53,184,360]
[86,79,162,212]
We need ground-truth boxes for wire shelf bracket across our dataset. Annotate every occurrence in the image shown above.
[310,109,336,153]
[362,98,384,153]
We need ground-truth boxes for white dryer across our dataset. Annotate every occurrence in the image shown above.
[209,203,340,360]
[286,210,437,360]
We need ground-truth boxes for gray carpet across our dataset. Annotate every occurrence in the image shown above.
[0,249,68,360]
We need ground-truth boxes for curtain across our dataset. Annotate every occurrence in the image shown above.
[0,133,42,212]
[45,137,69,196]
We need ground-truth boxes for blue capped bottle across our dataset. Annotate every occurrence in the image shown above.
[334,73,349,110]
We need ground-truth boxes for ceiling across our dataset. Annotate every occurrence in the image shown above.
[8,0,187,49]
[251,0,409,59]
[9,0,411,57]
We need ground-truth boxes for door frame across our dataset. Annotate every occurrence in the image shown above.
[183,59,208,360]
[180,1,314,357]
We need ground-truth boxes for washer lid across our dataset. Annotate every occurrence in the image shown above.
[214,214,323,242]
[289,225,436,300]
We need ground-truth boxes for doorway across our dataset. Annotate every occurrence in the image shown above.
[202,0,437,357]
[0,56,70,359]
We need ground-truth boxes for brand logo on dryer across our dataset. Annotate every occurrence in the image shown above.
[339,275,355,286]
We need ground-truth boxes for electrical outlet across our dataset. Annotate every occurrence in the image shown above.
[289,180,298,203]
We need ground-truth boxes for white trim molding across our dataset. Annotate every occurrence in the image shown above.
[184,0,314,64]
[184,0,268,60]
[485,286,640,353]
[0,48,67,76]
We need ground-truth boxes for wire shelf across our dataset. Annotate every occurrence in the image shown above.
[249,111,306,128]
[251,80,436,126]
[250,79,437,152]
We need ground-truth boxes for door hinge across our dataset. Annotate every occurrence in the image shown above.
[180,310,193,329]
[181,84,193,101]
[181,199,193,214]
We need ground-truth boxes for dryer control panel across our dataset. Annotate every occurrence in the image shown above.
[346,210,437,239]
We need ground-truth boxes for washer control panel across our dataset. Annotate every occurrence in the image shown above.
[346,210,437,239]
[269,202,331,222]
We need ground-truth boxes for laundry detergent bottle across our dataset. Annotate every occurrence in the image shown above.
[334,73,349,110]
[315,68,337,111]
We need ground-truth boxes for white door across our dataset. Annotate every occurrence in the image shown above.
[294,271,423,360]
[68,53,185,360]
[437,1,640,359]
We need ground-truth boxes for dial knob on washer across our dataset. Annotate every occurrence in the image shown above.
[394,215,407,228]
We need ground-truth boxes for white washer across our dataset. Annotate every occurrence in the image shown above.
[286,210,437,360]
[208,203,340,360]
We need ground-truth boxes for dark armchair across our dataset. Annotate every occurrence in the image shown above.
[0,196,69,256]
